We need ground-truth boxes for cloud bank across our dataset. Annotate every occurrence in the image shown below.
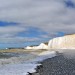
[0,0,75,47]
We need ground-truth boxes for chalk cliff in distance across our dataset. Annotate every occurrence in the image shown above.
[25,46,33,50]
[25,43,48,50]
[34,43,48,50]
[48,34,75,49]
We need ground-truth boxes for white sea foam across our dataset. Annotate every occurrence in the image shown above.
[0,51,56,75]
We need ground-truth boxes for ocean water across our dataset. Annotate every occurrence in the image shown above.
[0,50,56,75]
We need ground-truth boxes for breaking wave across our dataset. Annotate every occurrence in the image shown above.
[0,51,56,75]
[0,52,37,66]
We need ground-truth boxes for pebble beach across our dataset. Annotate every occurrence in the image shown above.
[32,54,75,75]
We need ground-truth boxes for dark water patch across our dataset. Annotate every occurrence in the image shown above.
[0,53,13,58]
[0,52,28,59]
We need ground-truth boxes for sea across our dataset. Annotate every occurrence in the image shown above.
[0,50,56,75]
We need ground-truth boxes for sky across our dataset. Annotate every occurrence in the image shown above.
[0,0,75,49]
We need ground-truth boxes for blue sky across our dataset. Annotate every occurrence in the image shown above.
[0,0,75,49]
[0,21,50,49]
[65,0,75,8]
[0,21,18,26]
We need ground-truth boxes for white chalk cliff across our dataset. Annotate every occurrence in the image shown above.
[25,43,48,50]
[34,43,48,50]
[48,34,75,49]
[25,46,33,49]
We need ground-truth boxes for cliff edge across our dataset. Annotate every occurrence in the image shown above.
[48,34,75,49]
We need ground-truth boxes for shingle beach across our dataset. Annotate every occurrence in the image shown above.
[31,54,75,75]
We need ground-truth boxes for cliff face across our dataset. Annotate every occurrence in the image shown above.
[36,43,48,49]
[25,46,33,49]
[25,43,48,50]
[48,34,75,49]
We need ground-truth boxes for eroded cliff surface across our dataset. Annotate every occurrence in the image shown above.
[48,34,75,49]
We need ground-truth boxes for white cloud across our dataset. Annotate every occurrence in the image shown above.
[0,0,75,44]
[0,26,25,34]
[0,37,40,44]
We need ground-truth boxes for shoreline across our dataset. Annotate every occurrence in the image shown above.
[28,53,75,75]
[0,49,48,54]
